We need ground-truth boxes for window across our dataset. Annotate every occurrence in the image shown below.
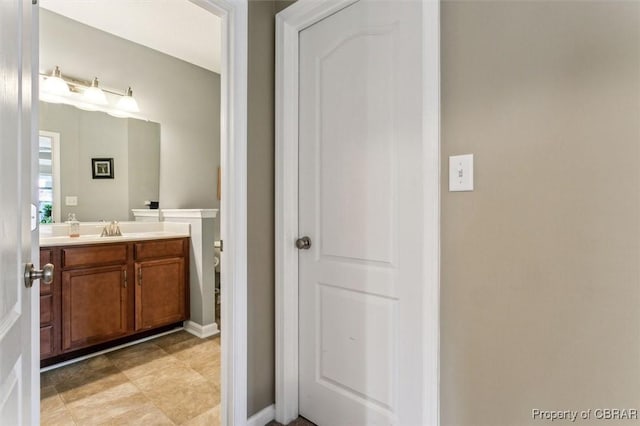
[38,132,60,223]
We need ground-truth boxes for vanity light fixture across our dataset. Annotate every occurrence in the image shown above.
[39,68,142,118]
[116,87,140,113]
[42,66,70,95]
[83,77,108,105]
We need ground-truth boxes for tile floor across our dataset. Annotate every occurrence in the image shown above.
[40,330,220,426]
[267,417,316,426]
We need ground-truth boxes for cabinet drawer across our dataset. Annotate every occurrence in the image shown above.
[40,326,54,358]
[40,294,53,325]
[62,244,128,269]
[40,249,53,295]
[135,239,185,261]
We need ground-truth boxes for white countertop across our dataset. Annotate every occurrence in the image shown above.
[40,222,190,247]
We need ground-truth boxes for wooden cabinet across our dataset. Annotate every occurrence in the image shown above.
[62,265,129,351]
[135,258,186,331]
[40,248,57,358]
[40,237,189,365]
[133,238,189,332]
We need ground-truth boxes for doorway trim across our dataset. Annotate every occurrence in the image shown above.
[188,1,248,425]
[274,0,441,424]
[31,0,247,423]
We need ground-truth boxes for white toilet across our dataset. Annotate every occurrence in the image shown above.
[214,240,222,272]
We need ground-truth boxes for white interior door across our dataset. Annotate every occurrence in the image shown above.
[0,0,39,424]
[298,0,425,424]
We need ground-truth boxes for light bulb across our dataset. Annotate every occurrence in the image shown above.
[116,87,140,113]
[84,77,108,105]
[42,66,70,95]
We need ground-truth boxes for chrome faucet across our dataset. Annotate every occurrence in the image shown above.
[100,221,122,237]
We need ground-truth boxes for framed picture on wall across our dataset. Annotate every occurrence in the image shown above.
[92,158,114,179]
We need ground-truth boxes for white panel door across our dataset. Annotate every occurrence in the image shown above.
[0,0,38,424]
[298,1,424,424]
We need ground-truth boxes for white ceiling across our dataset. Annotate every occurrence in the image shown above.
[40,0,222,74]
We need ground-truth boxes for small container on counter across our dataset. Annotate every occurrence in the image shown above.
[67,213,80,237]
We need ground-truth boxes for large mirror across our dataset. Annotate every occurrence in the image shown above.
[38,102,161,223]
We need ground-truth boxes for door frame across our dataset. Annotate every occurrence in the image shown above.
[31,0,250,425]
[179,2,250,424]
[190,2,249,425]
[274,0,441,424]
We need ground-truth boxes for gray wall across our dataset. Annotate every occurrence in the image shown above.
[128,117,161,216]
[40,102,160,222]
[40,10,220,213]
[441,2,640,425]
[246,0,294,416]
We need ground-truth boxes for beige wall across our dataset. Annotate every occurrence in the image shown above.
[441,2,640,425]
[247,0,294,416]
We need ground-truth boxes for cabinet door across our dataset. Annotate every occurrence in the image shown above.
[40,326,54,358]
[40,248,59,360]
[62,265,129,351]
[135,258,186,331]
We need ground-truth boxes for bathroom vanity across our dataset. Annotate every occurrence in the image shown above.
[39,223,190,366]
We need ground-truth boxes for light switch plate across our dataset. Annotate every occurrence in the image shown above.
[449,154,474,191]
[65,196,78,206]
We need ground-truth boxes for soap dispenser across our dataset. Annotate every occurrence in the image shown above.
[67,213,80,238]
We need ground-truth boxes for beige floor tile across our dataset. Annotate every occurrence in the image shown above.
[46,355,114,385]
[141,381,219,425]
[41,370,58,388]
[57,365,130,404]
[168,339,220,365]
[187,352,220,385]
[66,382,150,425]
[132,364,207,393]
[41,406,77,426]
[203,335,220,345]
[42,331,220,426]
[41,385,65,414]
[106,341,163,361]
[181,405,220,426]
[108,344,184,381]
[152,331,199,350]
[117,355,185,382]
[100,402,175,426]
[161,333,216,352]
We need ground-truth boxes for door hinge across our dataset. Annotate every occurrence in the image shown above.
[219,240,223,252]
[123,270,128,288]
[32,0,38,5]
[138,268,142,286]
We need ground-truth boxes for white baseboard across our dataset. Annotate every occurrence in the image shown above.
[184,320,220,338]
[248,404,275,426]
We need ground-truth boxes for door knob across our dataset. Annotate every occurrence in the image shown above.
[24,263,54,288]
[296,236,312,250]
